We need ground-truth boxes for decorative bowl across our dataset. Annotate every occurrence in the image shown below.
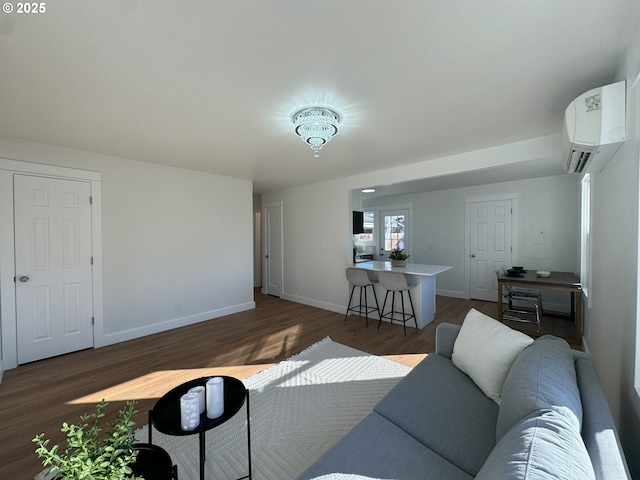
[536,270,551,278]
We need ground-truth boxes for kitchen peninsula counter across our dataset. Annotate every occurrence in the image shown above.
[347,261,452,329]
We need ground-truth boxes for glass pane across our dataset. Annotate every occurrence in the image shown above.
[384,214,405,250]
[356,211,375,242]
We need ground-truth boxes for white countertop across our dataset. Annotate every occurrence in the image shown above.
[348,261,452,276]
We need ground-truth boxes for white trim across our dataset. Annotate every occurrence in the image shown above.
[437,289,466,299]
[280,292,344,314]
[0,157,101,181]
[0,158,104,371]
[580,174,592,307]
[99,301,255,346]
[464,193,519,299]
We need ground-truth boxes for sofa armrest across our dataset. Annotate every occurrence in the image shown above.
[575,357,631,479]
[435,323,461,359]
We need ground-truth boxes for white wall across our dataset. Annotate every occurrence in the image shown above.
[362,174,580,300]
[586,22,640,477]
[0,139,255,368]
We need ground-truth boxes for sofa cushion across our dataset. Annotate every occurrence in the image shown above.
[497,335,582,441]
[296,412,473,480]
[374,353,498,477]
[452,308,533,404]
[476,409,595,480]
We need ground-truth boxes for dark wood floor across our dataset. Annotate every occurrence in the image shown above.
[0,292,567,478]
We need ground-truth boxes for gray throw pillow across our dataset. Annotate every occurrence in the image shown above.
[477,409,596,480]
[497,335,582,441]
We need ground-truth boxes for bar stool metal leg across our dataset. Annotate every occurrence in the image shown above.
[345,268,381,327]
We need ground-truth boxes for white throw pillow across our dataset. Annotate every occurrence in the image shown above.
[452,308,533,404]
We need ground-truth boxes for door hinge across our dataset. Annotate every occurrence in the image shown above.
[91,317,95,325]
[89,196,93,205]
[90,256,94,265]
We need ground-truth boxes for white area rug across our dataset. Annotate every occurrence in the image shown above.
[135,337,411,480]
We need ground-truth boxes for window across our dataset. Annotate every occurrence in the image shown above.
[355,211,375,243]
[580,174,592,303]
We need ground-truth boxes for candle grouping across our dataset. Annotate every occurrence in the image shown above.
[179,378,225,431]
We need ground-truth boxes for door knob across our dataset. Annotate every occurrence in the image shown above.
[470,254,476,258]
[19,276,29,282]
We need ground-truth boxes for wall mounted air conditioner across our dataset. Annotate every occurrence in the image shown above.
[563,80,626,173]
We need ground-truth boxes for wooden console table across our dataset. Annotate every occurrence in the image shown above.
[497,271,582,344]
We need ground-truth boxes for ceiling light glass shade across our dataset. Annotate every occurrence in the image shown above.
[293,107,340,157]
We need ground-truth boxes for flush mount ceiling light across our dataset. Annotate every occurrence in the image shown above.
[362,188,376,193]
[292,107,340,158]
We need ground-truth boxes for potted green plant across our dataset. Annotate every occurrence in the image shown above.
[33,400,143,480]
[388,247,409,267]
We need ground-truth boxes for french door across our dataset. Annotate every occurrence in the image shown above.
[379,209,410,260]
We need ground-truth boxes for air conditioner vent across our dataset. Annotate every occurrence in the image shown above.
[566,150,592,173]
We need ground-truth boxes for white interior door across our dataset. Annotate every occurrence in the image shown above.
[14,174,94,364]
[379,209,409,260]
[468,199,513,301]
[263,202,282,297]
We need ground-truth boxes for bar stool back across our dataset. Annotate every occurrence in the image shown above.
[345,268,380,327]
[377,271,418,336]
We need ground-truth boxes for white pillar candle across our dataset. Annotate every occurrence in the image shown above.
[206,377,224,419]
[180,392,201,431]
[189,385,206,414]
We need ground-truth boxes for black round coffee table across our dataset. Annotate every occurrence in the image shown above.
[148,376,251,480]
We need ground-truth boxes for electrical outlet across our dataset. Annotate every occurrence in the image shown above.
[174,302,182,312]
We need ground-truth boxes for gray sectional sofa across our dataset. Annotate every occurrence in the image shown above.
[297,319,630,479]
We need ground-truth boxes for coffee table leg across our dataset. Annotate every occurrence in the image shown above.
[199,431,205,480]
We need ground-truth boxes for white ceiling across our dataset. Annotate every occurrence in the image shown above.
[1,1,639,193]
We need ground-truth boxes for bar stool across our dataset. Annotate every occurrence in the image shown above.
[345,268,380,327]
[377,271,417,336]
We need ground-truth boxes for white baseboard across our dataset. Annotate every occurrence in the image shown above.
[280,292,345,315]
[97,301,256,347]
[437,289,466,299]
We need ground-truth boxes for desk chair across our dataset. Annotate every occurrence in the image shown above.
[345,268,380,327]
[377,272,417,336]
[496,270,542,332]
